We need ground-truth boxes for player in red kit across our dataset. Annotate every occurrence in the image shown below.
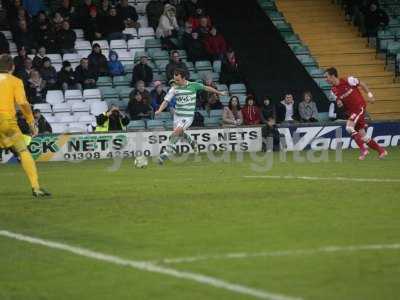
[324,67,387,160]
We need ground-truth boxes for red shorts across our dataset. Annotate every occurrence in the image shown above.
[348,107,367,131]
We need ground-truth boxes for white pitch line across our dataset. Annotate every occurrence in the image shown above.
[0,230,301,300]
[156,243,400,265]
[243,175,400,183]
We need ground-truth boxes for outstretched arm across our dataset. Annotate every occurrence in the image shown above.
[359,81,375,103]
[204,85,227,96]
[155,100,169,116]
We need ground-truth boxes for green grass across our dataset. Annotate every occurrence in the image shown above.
[1,148,400,300]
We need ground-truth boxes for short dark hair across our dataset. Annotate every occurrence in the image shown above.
[173,68,187,79]
[325,67,338,77]
[0,54,14,73]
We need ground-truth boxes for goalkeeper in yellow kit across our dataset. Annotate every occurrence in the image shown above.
[0,54,50,197]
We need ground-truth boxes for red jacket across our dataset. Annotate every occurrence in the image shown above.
[241,105,261,125]
[204,34,227,56]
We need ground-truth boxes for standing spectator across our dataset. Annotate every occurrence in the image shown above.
[132,80,151,104]
[223,95,243,127]
[117,0,140,29]
[58,61,81,91]
[13,46,28,72]
[88,43,109,76]
[84,6,103,42]
[220,49,243,86]
[260,97,275,124]
[0,32,10,54]
[182,23,208,62]
[156,4,179,50]
[204,27,227,61]
[298,91,319,122]
[26,70,46,104]
[40,57,58,90]
[56,20,76,54]
[96,105,130,132]
[107,50,125,77]
[131,54,153,87]
[75,58,98,89]
[127,90,153,120]
[276,94,299,123]
[166,50,189,82]
[146,0,165,30]
[150,81,168,112]
[241,95,261,125]
[33,109,52,134]
[22,0,45,17]
[363,2,389,37]
[32,46,47,70]
[103,6,128,41]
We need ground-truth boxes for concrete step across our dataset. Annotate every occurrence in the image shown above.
[317,53,382,67]
[370,112,400,120]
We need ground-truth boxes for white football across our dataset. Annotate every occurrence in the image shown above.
[134,156,148,168]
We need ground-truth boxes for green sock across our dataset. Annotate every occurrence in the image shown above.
[182,132,193,144]
[164,134,179,156]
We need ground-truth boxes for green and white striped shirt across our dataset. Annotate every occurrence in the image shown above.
[164,81,205,117]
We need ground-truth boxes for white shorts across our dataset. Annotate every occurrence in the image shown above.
[173,115,194,130]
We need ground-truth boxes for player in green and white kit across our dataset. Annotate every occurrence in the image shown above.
[155,69,226,164]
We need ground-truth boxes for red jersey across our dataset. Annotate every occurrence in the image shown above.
[331,77,366,114]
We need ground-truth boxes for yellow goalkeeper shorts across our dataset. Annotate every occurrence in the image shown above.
[0,117,27,153]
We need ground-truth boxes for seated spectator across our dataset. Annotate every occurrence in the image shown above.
[33,109,52,134]
[131,54,153,87]
[40,57,58,90]
[0,31,10,54]
[14,20,36,52]
[204,27,227,61]
[57,0,76,22]
[132,80,151,104]
[58,61,81,91]
[166,50,189,82]
[223,95,243,127]
[205,95,223,111]
[52,12,65,33]
[35,21,57,53]
[84,6,103,42]
[32,10,49,33]
[22,0,46,17]
[26,70,46,104]
[150,81,169,112]
[299,91,319,122]
[187,6,211,31]
[96,105,130,132]
[156,4,179,50]
[13,46,28,73]
[198,77,218,108]
[103,6,129,41]
[194,16,212,40]
[32,46,47,70]
[363,2,389,37]
[107,50,125,77]
[117,0,140,29]
[276,94,299,123]
[220,49,243,86]
[14,57,33,87]
[146,0,165,30]
[57,20,76,54]
[260,97,275,124]
[241,95,261,125]
[329,98,347,121]
[88,43,109,76]
[75,58,98,89]
[182,23,209,62]
[127,90,153,120]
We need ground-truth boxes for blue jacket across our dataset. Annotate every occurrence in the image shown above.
[107,51,125,76]
[23,0,46,16]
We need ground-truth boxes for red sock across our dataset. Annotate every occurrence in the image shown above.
[352,132,366,151]
[367,139,384,153]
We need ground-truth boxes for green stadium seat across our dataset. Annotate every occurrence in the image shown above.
[113,75,130,86]
[209,109,223,117]
[155,59,169,72]
[306,67,325,78]
[297,54,318,67]
[229,83,247,94]
[219,95,230,105]
[155,112,172,121]
[99,87,119,99]
[213,60,222,73]
[149,49,169,60]
[189,72,201,82]
[153,72,167,83]
[127,120,146,130]
[216,84,228,92]
[195,60,212,72]
[116,86,133,99]
[267,11,284,21]
[273,20,293,33]
[146,119,164,129]
[177,50,188,60]
[318,112,330,122]
[386,41,400,66]
[204,116,222,127]
[145,38,162,49]
[314,78,332,91]
[97,76,113,87]
[289,44,310,55]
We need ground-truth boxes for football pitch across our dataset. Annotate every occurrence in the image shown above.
[1,148,399,300]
